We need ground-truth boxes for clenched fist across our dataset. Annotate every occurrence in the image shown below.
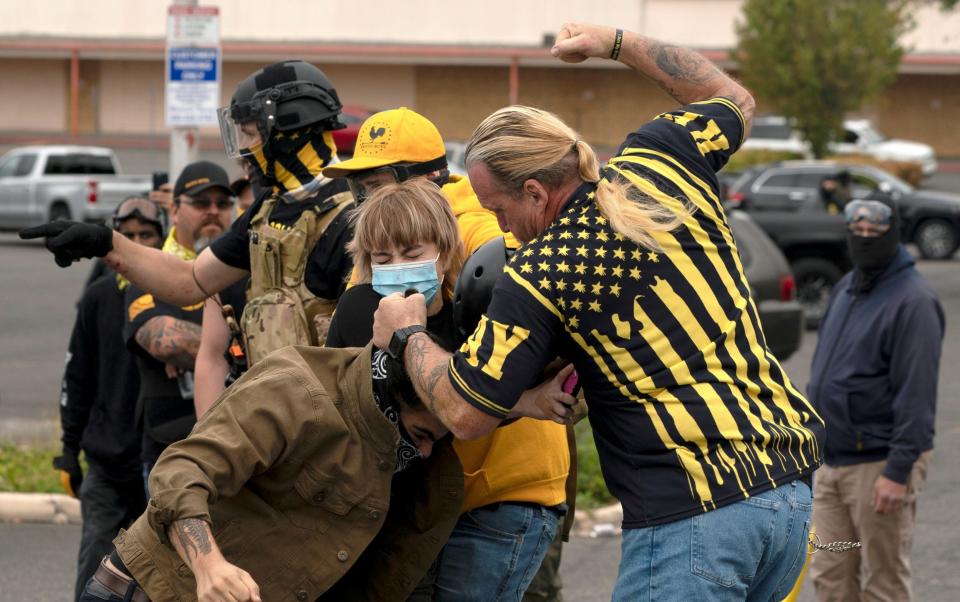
[550,23,620,64]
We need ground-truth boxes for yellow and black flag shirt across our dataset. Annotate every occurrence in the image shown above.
[449,98,824,528]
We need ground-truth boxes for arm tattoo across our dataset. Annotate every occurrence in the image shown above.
[405,335,448,415]
[645,40,722,85]
[172,518,212,563]
[135,317,202,368]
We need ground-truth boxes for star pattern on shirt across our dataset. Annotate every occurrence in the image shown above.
[515,196,663,333]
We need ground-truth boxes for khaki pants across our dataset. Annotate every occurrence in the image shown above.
[811,452,931,602]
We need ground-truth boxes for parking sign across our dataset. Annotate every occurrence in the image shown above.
[166,6,220,127]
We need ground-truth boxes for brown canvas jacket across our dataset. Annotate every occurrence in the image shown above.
[113,344,463,602]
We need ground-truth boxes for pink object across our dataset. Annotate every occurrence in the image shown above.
[562,371,579,395]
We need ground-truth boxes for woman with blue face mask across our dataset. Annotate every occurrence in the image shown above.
[326,178,464,354]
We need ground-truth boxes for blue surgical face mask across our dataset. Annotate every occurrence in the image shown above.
[371,253,443,305]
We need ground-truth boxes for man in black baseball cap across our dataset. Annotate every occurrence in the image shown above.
[171,160,235,254]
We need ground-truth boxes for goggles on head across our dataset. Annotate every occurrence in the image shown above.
[346,156,448,203]
[113,198,164,232]
[844,199,893,226]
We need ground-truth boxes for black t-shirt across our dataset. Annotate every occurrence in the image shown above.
[123,284,203,464]
[208,179,355,300]
[326,284,457,352]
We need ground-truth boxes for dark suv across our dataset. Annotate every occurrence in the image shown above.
[728,161,960,260]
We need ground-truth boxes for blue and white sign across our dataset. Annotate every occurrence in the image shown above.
[165,6,220,127]
[169,47,218,82]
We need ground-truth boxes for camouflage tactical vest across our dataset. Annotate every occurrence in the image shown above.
[241,192,353,365]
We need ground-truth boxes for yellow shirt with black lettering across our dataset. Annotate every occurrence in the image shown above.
[449,98,824,528]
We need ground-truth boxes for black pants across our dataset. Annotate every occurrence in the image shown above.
[75,457,146,601]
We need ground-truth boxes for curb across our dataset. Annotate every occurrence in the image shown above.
[0,492,81,525]
[0,491,621,535]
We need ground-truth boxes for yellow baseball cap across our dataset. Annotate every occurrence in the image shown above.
[322,107,447,178]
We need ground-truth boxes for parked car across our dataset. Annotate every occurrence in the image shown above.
[727,209,804,360]
[727,160,960,260]
[742,115,938,176]
[333,106,376,157]
[0,146,152,231]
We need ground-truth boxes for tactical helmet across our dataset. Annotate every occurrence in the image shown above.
[218,60,346,158]
[452,236,515,345]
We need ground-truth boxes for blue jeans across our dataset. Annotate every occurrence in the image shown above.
[434,503,561,602]
[612,480,812,602]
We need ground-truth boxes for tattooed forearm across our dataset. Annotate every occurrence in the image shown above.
[136,316,202,368]
[171,518,212,564]
[619,35,754,125]
[405,333,452,416]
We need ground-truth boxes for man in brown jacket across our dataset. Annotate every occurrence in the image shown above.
[77,343,464,602]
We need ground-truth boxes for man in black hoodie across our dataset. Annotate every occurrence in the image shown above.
[808,195,945,602]
[57,197,164,600]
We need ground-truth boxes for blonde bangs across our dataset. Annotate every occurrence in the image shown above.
[348,179,465,300]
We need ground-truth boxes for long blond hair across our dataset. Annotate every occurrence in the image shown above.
[465,105,685,249]
[348,178,465,301]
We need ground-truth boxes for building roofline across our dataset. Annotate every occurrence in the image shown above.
[0,37,956,71]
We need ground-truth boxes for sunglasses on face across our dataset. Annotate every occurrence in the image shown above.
[180,197,235,211]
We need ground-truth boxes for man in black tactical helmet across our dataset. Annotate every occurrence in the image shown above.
[22,60,356,373]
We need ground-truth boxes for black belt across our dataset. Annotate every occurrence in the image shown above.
[477,501,568,515]
[799,473,813,488]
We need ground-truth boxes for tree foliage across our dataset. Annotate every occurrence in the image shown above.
[736,0,913,157]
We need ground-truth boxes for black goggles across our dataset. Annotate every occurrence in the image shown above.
[347,156,448,202]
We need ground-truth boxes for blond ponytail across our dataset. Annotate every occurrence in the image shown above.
[466,106,686,250]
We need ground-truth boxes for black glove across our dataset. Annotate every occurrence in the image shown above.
[19,221,114,268]
[52,452,84,498]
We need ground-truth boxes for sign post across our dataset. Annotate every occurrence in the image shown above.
[166,2,220,186]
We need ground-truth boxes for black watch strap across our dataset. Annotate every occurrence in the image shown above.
[388,325,428,360]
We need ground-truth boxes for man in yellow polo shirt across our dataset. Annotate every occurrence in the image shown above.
[323,108,570,601]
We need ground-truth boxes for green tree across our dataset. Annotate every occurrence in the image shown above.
[736,0,912,157]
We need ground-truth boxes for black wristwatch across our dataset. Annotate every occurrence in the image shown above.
[388,325,428,360]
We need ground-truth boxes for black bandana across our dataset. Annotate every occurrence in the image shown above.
[370,349,422,472]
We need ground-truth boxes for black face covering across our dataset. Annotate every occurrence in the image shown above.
[847,230,899,272]
[370,349,423,472]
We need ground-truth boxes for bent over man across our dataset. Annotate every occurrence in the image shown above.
[77,344,463,602]
[373,23,824,601]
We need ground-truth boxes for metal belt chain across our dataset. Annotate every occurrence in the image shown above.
[811,534,862,554]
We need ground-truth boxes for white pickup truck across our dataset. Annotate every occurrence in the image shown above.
[741,116,938,177]
[0,145,153,231]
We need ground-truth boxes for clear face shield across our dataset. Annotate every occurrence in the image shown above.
[217,107,264,159]
[347,167,404,203]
